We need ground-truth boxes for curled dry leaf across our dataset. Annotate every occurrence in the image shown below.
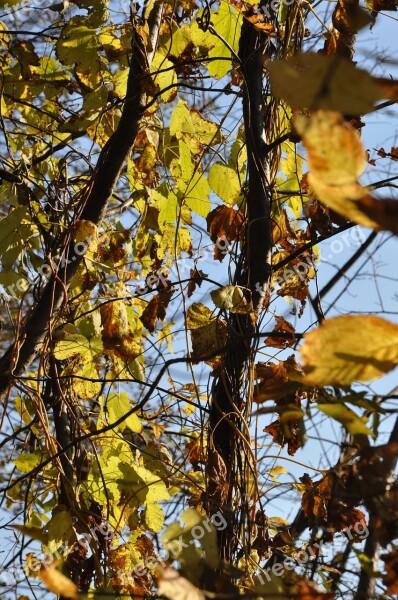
[254,355,305,402]
[140,285,174,333]
[301,315,398,386]
[300,471,367,538]
[332,0,371,34]
[187,267,207,298]
[265,316,295,349]
[206,205,245,261]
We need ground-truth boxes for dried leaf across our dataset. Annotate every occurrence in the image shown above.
[265,316,296,349]
[332,0,372,34]
[254,355,305,402]
[206,205,245,261]
[140,286,174,333]
[187,267,207,298]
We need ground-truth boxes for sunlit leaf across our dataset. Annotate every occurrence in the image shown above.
[208,163,241,205]
[301,315,398,385]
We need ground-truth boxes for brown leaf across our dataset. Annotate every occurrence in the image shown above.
[254,355,305,402]
[207,447,229,506]
[292,576,334,600]
[140,286,174,333]
[265,316,296,349]
[264,416,303,456]
[206,205,245,261]
[244,13,276,34]
[187,267,207,298]
[300,470,368,538]
[185,438,204,470]
[367,0,397,11]
[332,0,372,34]
[382,551,398,595]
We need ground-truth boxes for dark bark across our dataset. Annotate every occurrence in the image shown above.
[208,9,274,561]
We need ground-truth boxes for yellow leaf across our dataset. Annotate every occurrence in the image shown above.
[210,284,252,314]
[39,561,78,599]
[295,111,366,186]
[170,99,220,154]
[207,2,242,80]
[301,315,398,386]
[269,466,287,476]
[295,111,398,233]
[150,53,177,102]
[317,403,374,437]
[268,53,382,114]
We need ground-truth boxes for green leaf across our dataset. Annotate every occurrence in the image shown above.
[13,452,42,473]
[208,163,241,205]
[144,502,164,533]
[54,333,103,362]
[45,506,74,554]
[207,3,242,79]
[150,53,177,102]
[0,206,33,266]
[105,392,142,433]
[56,23,101,89]
[13,524,49,544]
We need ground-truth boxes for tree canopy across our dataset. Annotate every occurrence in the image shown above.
[0,0,398,599]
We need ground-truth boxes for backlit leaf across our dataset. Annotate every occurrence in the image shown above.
[207,2,242,79]
[268,53,381,114]
[301,315,398,385]
[211,284,252,314]
[208,163,241,205]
